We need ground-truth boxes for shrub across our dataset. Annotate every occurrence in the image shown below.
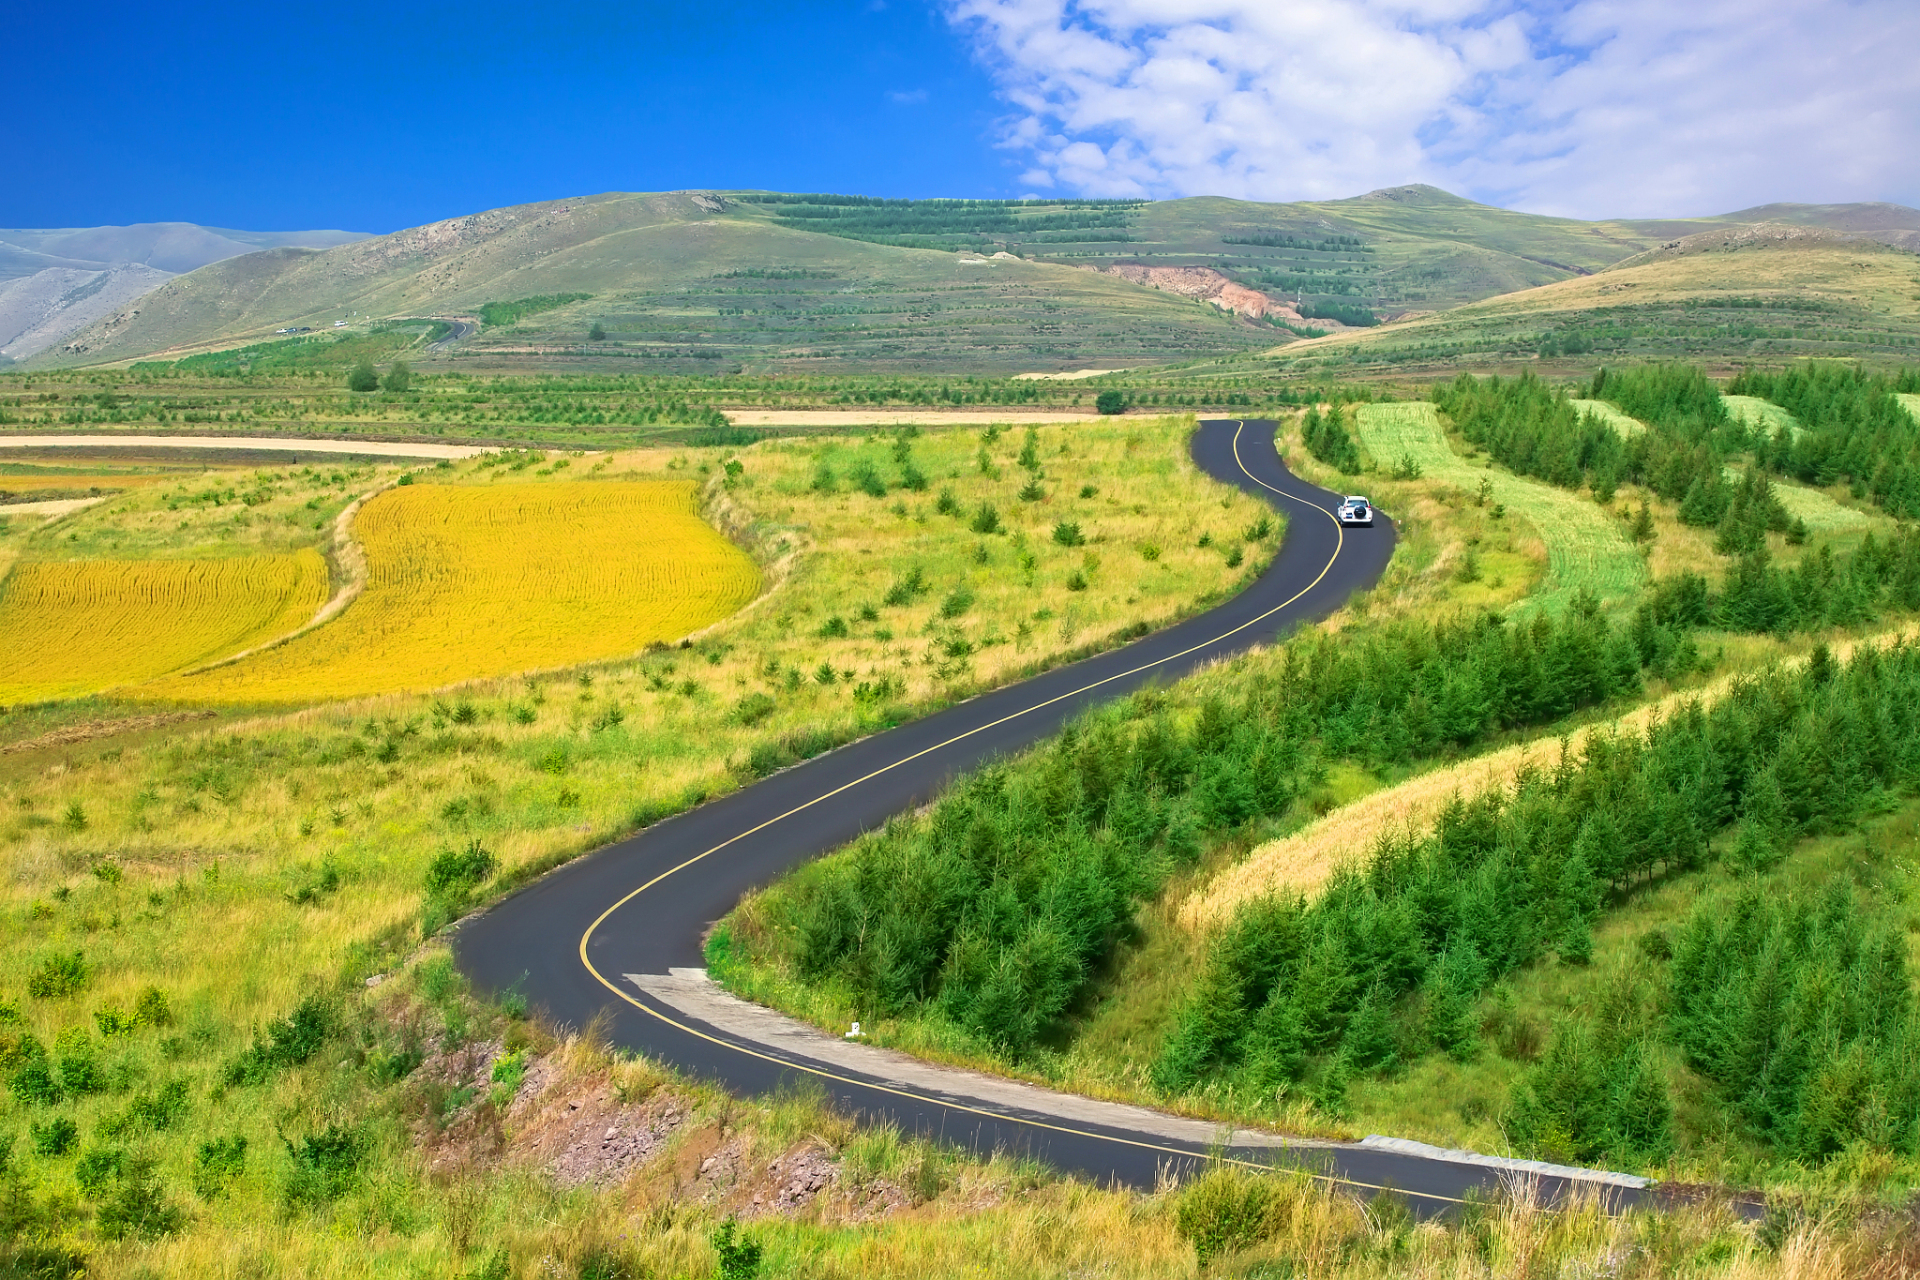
[74,1145,127,1198]
[1018,478,1044,502]
[347,358,379,392]
[882,566,927,606]
[9,1054,59,1106]
[424,841,498,898]
[1052,521,1084,547]
[935,487,961,516]
[733,692,777,726]
[223,994,335,1086]
[969,503,1002,535]
[939,587,974,619]
[849,458,887,498]
[95,1156,183,1240]
[30,1117,76,1157]
[381,361,411,393]
[192,1136,247,1200]
[53,1029,100,1096]
[1174,1167,1283,1267]
[27,951,89,997]
[283,1124,365,1209]
[1095,390,1125,415]
[712,1220,764,1280]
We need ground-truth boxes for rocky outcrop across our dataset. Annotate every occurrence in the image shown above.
[1080,264,1302,321]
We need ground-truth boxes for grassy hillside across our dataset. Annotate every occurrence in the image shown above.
[35,187,1917,378]
[1237,227,1920,380]
[42,194,1277,375]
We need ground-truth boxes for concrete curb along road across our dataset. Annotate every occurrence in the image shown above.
[455,419,1646,1212]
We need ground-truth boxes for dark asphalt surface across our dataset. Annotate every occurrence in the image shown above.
[428,318,475,350]
[454,419,1643,1213]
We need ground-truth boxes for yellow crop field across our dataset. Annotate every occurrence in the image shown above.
[0,550,326,704]
[153,480,760,703]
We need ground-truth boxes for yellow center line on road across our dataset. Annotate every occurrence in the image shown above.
[571,423,1467,1204]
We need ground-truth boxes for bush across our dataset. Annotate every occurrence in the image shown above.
[223,994,335,1086]
[74,1145,127,1198]
[26,952,88,999]
[733,692,777,726]
[969,503,1002,535]
[425,840,498,897]
[1174,1167,1283,1267]
[347,358,380,392]
[1095,390,1125,415]
[192,1136,247,1200]
[30,1117,76,1157]
[381,361,411,393]
[1052,521,1084,547]
[283,1124,364,1209]
[712,1220,763,1279]
[95,1156,183,1241]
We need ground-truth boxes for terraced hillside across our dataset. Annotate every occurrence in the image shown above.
[33,188,1919,376]
[1242,225,1920,380]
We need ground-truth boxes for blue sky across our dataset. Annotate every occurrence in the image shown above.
[7,0,1916,232]
[4,1,1015,233]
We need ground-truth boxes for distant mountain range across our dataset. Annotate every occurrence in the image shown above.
[0,223,368,362]
[16,190,1919,373]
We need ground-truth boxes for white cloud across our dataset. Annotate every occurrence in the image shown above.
[946,0,1920,217]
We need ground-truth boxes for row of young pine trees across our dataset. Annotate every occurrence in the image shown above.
[750,560,1920,1166]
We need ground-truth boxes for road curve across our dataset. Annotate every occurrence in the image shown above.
[428,318,476,351]
[455,420,1631,1212]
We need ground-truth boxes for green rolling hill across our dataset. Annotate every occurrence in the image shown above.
[30,187,1920,376]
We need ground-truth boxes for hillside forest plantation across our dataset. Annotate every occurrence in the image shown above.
[5,184,1920,1278]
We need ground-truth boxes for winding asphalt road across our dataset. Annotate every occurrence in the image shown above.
[428,318,476,351]
[454,419,1644,1212]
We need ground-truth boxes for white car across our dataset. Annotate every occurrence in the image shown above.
[1337,495,1374,527]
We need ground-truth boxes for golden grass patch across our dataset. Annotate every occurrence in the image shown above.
[150,480,759,703]
[0,550,327,704]
[1182,622,1920,930]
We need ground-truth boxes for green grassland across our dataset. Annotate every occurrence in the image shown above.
[1721,393,1803,439]
[1352,401,1647,614]
[1568,399,1646,436]
[1231,231,1920,382]
[30,186,1918,379]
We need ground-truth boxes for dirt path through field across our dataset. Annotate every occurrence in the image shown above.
[726,410,1107,427]
[0,434,491,459]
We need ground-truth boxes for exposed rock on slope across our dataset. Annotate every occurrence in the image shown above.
[1081,264,1304,321]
